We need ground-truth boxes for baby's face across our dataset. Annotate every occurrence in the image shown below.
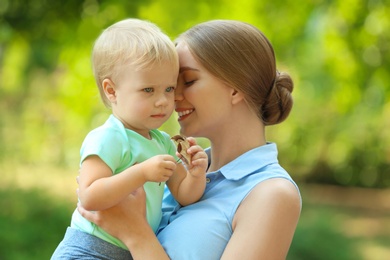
[111,61,179,138]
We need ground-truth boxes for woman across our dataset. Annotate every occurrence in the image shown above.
[79,19,301,259]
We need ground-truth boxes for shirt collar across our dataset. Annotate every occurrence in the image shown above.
[206,142,279,181]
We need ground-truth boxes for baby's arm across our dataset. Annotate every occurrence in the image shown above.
[78,154,176,211]
[167,137,207,206]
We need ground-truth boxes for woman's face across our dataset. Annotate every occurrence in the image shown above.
[175,42,235,139]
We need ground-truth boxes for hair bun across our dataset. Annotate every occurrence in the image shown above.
[261,71,294,125]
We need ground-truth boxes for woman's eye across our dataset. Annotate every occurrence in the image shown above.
[166,86,175,92]
[143,88,153,93]
[184,80,195,86]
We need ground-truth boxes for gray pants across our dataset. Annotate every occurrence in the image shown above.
[51,227,133,260]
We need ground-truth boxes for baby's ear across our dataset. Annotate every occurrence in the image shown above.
[231,88,244,105]
[102,79,117,103]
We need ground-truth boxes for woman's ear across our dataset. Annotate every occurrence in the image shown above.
[231,89,244,105]
[102,79,117,103]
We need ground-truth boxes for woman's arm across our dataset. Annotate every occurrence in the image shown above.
[221,178,301,260]
[78,187,170,260]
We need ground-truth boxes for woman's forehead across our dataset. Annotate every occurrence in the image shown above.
[176,43,201,71]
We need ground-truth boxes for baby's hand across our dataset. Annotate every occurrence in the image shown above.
[183,137,208,177]
[141,155,176,183]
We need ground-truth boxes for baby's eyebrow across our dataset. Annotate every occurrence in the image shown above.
[141,83,177,88]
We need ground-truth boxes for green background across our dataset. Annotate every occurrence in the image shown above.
[1,0,389,259]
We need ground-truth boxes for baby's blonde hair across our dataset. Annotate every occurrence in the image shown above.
[92,18,178,108]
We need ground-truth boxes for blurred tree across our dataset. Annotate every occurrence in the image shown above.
[0,0,389,187]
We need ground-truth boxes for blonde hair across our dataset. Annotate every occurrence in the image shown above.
[92,18,178,108]
[175,20,293,125]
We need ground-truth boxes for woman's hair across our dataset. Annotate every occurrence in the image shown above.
[175,20,294,125]
[92,18,178,108]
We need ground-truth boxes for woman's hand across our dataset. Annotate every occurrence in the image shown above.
[77,187,147,243]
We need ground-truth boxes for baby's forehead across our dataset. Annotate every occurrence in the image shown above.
[114,60,178,85]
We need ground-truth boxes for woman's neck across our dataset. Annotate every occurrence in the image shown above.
[207,119,266,172]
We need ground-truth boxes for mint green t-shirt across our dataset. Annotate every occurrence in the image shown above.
[71,114,178,250]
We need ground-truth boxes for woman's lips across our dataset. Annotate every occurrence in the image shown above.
[177,109,194,121]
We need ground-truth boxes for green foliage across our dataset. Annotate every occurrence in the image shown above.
[0,0,389,187]
[288,207,362,260]
[0,187,74,260]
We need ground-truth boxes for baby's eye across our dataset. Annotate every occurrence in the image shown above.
[143,88,154,93]
[166,86,175,92]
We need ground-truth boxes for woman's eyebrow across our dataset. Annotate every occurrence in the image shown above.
[179,66,199,73]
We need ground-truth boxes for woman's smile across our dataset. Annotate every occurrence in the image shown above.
[176,109,194,121]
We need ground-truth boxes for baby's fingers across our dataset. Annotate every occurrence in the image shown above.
[186,137,201,148]
[187,145,206,157]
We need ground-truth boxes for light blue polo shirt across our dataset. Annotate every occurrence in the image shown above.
[71,114,178,250]
[157,142,301,259]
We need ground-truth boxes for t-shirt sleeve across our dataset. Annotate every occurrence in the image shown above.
[80,128,126,173]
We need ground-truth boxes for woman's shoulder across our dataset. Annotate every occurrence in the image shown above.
[238,178,301,221]
[252,178,301,203]
[234,177,301,229]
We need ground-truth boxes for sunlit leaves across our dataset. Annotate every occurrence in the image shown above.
[0,0,389,187]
